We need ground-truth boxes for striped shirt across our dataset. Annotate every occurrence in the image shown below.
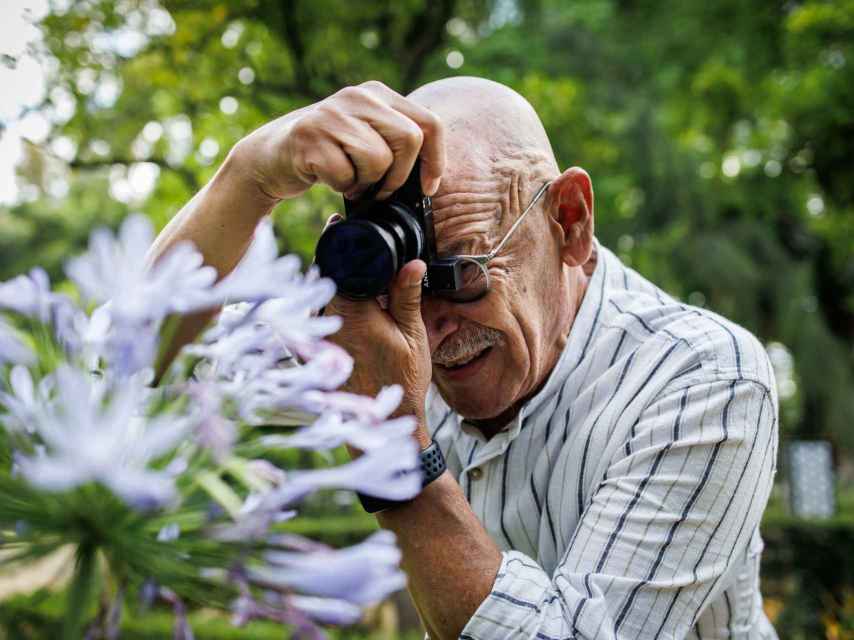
[425,240,779,639]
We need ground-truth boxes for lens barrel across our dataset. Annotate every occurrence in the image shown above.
[315,202,424,299]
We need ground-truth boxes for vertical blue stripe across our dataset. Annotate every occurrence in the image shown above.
[578,350,638,517]
[500,440,516,549]
[594,388,688,574]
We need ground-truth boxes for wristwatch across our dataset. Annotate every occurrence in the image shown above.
[358,441,447,513]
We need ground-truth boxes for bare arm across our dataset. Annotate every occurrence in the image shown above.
[144,148,279,367]
[324,268,500,639]
[378,472,502,639]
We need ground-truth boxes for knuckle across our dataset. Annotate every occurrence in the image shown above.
[421,110,442,132]
[290,113,320,141]
[375,144,394,168]
[359,163,384,184]
[336,85,370,103]
[314,102,343,121]
[360,79,388,92]
[335,85,359,99]
[355,144,392,180]
[404,124,424,148]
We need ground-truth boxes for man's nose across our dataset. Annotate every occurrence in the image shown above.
[421,297,462,354]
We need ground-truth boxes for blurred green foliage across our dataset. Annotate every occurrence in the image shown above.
[3,0,851,455]
[0,591,424,639]
[1,3,852,635]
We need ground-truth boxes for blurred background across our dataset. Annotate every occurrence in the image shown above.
[0,0,851,638]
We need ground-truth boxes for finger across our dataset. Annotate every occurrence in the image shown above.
[360,81,446,196]
[366,105,423,200]
[304,136,357,193]
[335,117,394,199]
[388,259,426,339]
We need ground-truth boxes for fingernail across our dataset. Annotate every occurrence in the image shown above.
[323,214,342,231]
[426,177,441,196]
[412,261,427,285]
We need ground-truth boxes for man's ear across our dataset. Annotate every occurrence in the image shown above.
[547,166,594,267]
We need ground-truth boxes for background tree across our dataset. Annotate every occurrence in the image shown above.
[3,0,853,458]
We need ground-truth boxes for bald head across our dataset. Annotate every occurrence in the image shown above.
[409,76,558,175]
[407,77,559,251]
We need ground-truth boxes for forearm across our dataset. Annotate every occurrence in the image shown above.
[376,471,502,640]
[146,148,277,277]
[145,146,279,368]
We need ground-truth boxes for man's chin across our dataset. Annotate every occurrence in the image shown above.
[434,379,513,422]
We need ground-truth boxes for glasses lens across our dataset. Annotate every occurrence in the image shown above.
[442,258,488,303]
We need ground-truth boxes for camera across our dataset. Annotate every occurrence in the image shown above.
[315,159,463,300]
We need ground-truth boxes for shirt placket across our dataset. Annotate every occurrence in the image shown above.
[457,422,516,522]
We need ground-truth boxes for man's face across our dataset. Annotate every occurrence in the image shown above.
[421,166,564,420]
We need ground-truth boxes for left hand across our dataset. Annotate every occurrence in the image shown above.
[324,259,432,449]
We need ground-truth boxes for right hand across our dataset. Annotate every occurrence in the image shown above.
[233,81,446,202]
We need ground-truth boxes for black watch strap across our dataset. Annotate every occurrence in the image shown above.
[358,441,446,514]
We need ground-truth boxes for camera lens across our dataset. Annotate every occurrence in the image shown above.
[315,204,425,299]
[316,220,398,298]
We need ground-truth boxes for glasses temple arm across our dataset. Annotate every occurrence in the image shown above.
[486,181,552,260]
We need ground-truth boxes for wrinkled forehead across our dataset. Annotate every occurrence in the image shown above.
[430,174,515,257]
[430,147,553,257]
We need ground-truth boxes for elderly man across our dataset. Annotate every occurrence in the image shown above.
[150,77,778,639]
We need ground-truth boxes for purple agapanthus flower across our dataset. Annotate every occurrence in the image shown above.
[62,215,219,377]
[0,269,84,355]
[260,414,413,452]
[0,268,56,321]
[284,595,362,627]
[188,305,349,424]
[232,588,346,636]
[65,215,217,321]
[11,365,193,509]
[247,530,406,606]
[208,219,335,315]
[0,320,34,366]
[81,303,161,378]
[250,435,420,513]
[0,365,47,433]
[1,212,424,639]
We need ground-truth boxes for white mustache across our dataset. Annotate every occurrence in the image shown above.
[432,325,504,367]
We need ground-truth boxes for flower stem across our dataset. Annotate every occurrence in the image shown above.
[63,543,99,640]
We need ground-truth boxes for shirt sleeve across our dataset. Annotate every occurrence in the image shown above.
[461,378,778,640]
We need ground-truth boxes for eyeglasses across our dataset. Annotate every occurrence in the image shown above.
[425,181,551,303]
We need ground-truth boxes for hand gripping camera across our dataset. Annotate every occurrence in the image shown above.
[314,160,466,300]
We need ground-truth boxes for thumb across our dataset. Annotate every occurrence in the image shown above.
[388,260,426,338]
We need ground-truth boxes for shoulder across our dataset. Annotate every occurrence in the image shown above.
[592,245,772,393]
[604,288,775,397]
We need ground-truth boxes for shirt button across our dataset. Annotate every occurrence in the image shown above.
[469,467,484,481]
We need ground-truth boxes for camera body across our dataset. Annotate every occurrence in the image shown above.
[315,160,462,299]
